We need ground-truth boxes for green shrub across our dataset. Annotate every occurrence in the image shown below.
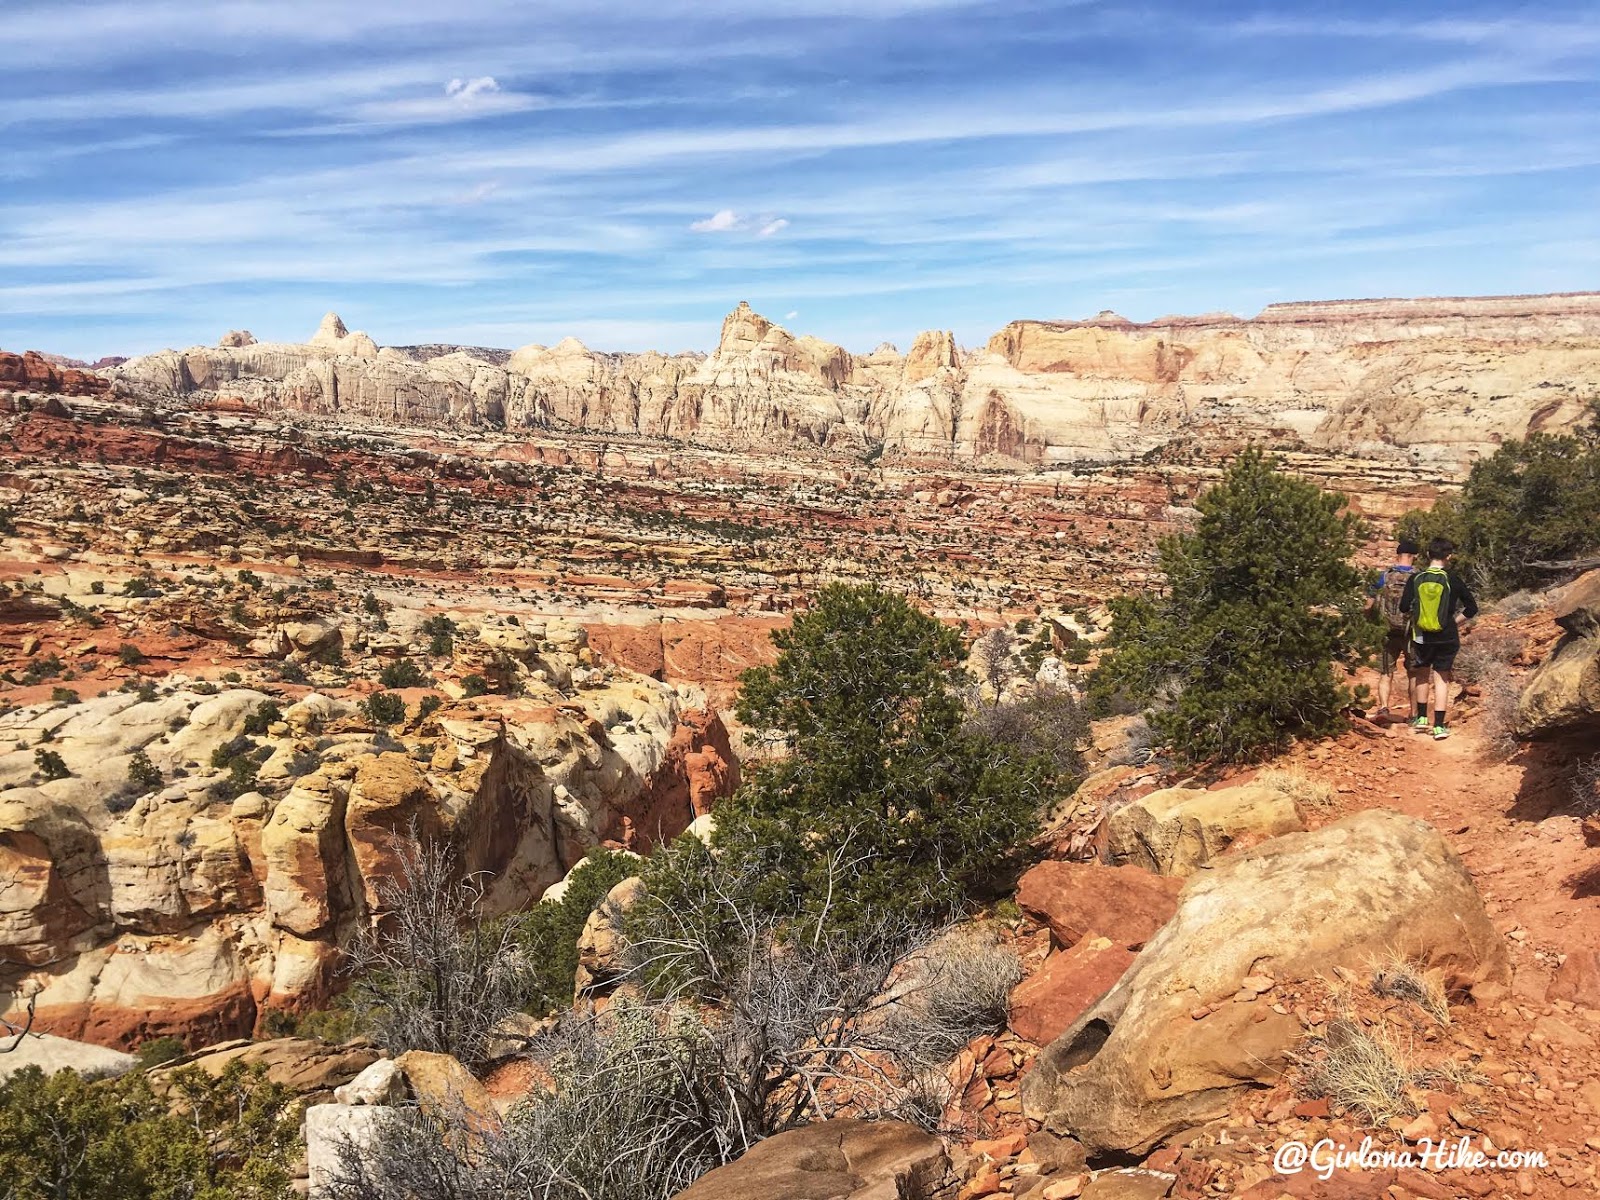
[22,654,64,684]
[242,700,282,736]
[133,1035,186,1069]
[710,582,1047,934]
[126,750,162,792]
[1092,447,1370,763]
[379,658,427,689]
[118,643,145,666]
[417,694,443,720]
[512,849,639,1016]
[0,1060,298,1200]
[51,686,80,704]
[1397,408,1600,598]
[36,748,70,780]
[461,673,488,697]
[361,691,406,726]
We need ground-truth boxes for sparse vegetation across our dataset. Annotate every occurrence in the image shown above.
[1370,956,1451,1024]
[242,700,282,736]
[512,849,639,1016]
[1256,767,1338,812]
[50,686,80,705]
[378,658,427,689]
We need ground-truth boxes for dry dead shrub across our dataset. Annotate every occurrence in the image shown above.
[1256,766,1337,812]
[1471,659,1521,762]
[1572,756,1600,819]
[1491,590,1542,621]
[1454,627,1525,685]
[1299,1017,1425,1126]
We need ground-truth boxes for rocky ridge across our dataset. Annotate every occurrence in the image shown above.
[90,292,1600,470]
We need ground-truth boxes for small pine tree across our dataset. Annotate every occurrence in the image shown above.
[1093,447,1368,763]
[711,582,1047,932]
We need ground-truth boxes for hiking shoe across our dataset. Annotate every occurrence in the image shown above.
[1432,725,1450,741]
[1411,715,1431,732]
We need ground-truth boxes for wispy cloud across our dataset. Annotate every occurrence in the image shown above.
[690,209,791,236]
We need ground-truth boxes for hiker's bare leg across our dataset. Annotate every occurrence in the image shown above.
[1377,665,1392,713]
[1431,669,1452,720]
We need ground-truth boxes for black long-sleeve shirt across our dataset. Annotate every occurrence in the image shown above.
[1400,567,1478,645]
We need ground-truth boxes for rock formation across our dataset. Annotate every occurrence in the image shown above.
[1021,808,1508,1155]
[670,1119,951,1200]
[101,293,1600,470]
[1517,568,1600,737]
[0,662,737,1048]
[0,350,111,397]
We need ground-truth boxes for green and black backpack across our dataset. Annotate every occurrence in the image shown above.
[1411,567,1453,634]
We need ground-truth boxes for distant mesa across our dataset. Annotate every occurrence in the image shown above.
[86,290,1600,472]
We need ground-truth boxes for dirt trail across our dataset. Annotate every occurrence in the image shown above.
[1268,666,1597,1004]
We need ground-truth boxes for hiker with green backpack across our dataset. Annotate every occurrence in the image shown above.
[1400,537,1479,740]
[1366,538,1420,721]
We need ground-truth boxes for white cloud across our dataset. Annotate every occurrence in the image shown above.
[785,310,799,320]
[689,209,789,235]
[690,208,743,232]
[446,76,502,101]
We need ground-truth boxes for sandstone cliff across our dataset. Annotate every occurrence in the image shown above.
[98,292,1600,470]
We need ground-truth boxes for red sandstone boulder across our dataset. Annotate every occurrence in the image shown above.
[1016,860,1183,950]
[1008,936,1136,1046]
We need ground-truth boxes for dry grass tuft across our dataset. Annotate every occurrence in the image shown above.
[1572,755,1600,820]
[1257,767,1337,812]
[1370,956,1450,1025]
[1300,1017,1421,1125]
[1454,627,1526,686]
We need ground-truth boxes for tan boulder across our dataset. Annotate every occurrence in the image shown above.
[1102,782,1303,876]
[156,1036,380,1100]
[1022,809,1508,1155]
[671,1119,950,1200]
[574,876,645,997]
[1516,569,1600,737]
[394,1049,499,1132]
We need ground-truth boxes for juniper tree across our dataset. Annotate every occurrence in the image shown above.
[1094,447,1368,763]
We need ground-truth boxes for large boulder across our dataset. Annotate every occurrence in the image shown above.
[1009,936,1137,1046]
[1101,782,1304,877]
[1022,809,1509,1156]
[574,876,645,997]
[1517,569,1600,737]
[671,1119,950,1200]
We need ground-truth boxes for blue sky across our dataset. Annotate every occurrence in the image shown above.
[4,1,1599,361]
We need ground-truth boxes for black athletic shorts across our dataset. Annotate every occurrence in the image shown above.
[1407,640,1459,673]
[1380,630,1408,674]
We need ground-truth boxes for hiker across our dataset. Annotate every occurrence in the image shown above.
[1400,537,1479,740]
[1365,538,1419,720]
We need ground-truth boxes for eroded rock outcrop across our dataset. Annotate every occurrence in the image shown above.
[1021,809,1508,1155]
[670,1119,951,1200]
[105,294,1600,469]
[1517,569,1600,738]
[0,665,738,1048]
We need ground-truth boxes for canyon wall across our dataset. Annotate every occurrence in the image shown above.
[99,293,1600,470]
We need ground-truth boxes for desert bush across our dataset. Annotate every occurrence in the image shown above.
[242,700,282,736]
[117,643,145,666]
[1472,659,1522,762]
[360,691,406,726]
[512,849,639,1016]
[133,1035,187,1069]
[1092,448,1371,763]
[714,583,1049,933]
[126,750,162,792]
[35,748,70,780]
[51,686,80,705]
[877,927,1022,1071]
[461,673,489,697]
[1453,627,1525,686]
[344,838,533,1070]
[1256,767,1337,812]
[417,694,443,720]
[1572,755,1600,819]
[0,1059,298,1200]
[379,658,428,689]
[963,681,1088,785]
[22,653,64,684]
